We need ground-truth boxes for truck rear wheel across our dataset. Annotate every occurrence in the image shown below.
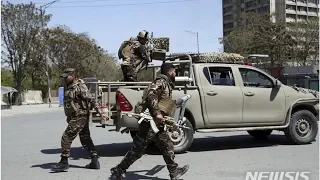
[247,130,272,140]
[168,118,194,154]
[284,110,318,144]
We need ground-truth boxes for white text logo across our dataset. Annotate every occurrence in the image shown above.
[245,172,311,180]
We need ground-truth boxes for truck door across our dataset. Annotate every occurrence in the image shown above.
[236,67,286,124]
[200,65,244,125]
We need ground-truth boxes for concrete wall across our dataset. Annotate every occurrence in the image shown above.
[21,90,43,105]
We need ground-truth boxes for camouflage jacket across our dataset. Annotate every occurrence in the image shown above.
[143,74,176,117]
[118,37,150,66]
[63,80,101,117]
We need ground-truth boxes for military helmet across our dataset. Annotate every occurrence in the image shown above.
[137,30,149,40]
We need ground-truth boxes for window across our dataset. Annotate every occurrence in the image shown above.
[239,68,273,88]
[286,5,296,10]
[297,15,307,20]
[223,6,233,13]
[224,22,234,29]
[224,14,233,21]
[308,0,318,4]
[245,1,254,8]
[308,7,318,13]
[297,6,307,12]
[203,67,235,86]
[223,0,232,4]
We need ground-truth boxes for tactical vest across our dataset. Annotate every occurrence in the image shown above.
[63,82,88,117]
[137,75,176,116]
[157,80,176,116]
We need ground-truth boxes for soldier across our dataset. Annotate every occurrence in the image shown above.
[51,68,108,172]
[110,63,189,180]
[118,30,151,82]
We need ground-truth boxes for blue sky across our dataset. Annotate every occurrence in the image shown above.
[10,0,223,57]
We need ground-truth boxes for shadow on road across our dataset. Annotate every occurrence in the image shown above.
[38,134,293,160]
[31,162,85,169]
[188,134,292,152]
[113,165,169,180]
[31,162,169,179]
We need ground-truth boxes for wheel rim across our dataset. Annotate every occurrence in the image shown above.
[295,118,312,138]
[168,126,186,147]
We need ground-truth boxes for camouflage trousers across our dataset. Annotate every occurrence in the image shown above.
[116,121,178,173]
[121,59,147,82]
[61,114,98,158]
[121,65,137,82]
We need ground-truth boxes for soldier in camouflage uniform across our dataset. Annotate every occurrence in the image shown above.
[118,30,151,82]
[110,63,189,180]
[51,68,108,172]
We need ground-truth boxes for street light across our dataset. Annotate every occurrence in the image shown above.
[183,30,200,58]
[40,0,58,108]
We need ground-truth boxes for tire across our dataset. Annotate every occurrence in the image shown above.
[247,130,273,140]
[284,110,318,144]
[129,118,194,154]
[169,118,194,154]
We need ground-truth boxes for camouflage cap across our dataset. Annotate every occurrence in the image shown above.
[60,68,75,78]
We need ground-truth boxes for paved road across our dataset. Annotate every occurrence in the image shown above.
[2,110,319,180]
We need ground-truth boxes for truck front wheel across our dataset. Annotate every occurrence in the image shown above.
[284,110,318,144]
[247,130,273,140]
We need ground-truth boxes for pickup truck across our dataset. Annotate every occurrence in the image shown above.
[115,62,319,153]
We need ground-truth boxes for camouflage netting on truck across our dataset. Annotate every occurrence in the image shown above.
[130,37,170,52]
[167,52,245,64]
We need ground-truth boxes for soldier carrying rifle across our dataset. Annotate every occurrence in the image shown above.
[110,63,189,180]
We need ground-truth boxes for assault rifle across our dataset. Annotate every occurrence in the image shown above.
[120,94,193,133]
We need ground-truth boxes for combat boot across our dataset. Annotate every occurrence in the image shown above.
[110,166,126,180]
[169,165,189,180]
[85,156,100,169]
[51,156,69,172]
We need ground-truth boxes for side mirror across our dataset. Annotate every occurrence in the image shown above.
[274,79,282,88]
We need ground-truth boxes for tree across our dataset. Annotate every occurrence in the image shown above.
[220,28,254,56]
[1,68,14,87]
[287,18,319,65]
[45,25,121,81]
[1,1,51,104]
[220,12,297,67]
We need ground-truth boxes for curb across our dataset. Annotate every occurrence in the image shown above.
[1,105,63,117]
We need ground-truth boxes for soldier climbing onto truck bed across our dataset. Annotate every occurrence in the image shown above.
[118,30,152,82]
[51,68,108,172]
[109,63,189,180]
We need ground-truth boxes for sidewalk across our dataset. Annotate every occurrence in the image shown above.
[1,103,63,117]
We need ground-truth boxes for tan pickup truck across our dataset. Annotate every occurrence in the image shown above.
[114,62,319,153]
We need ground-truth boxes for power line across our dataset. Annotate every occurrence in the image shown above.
[47,0,196,8]
[36,0,113,4]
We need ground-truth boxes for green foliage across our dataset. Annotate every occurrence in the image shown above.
[220,12,319,66]
[1,68,14,87]
[1,1,124,104]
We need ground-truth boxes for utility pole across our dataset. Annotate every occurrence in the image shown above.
[184,30,200,59]
[40,0,58,108]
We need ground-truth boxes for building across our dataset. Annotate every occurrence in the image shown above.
[222,0,320,37]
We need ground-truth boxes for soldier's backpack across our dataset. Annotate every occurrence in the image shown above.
[118,38,136,60]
